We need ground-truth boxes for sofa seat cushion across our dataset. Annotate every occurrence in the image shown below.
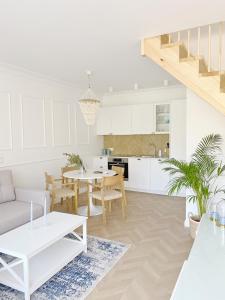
[0,200,43,235]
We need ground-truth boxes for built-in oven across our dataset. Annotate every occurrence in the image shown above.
[108,157,128,181]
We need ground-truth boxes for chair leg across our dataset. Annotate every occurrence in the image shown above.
[124,193,127,206]
[74,193,78,214]
[87,189,90,218]
[102,200,106,224]
[109,201,112,213]
[66,197,70,212]
[50,195,55,212]
[121,196,126,219]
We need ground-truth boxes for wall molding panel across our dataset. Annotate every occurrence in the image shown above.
[0,92,13,151]
[51,100,71,147]
[20,95,47,149]
[0,67,101,189]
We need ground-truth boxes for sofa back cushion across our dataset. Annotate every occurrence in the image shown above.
[0,170,15,204]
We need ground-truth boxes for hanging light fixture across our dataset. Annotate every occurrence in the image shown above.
[79,70,100,126]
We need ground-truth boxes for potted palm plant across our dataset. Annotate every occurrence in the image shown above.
[161,134,225,238]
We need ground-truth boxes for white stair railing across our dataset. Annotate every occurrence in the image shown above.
[167,21,225,74]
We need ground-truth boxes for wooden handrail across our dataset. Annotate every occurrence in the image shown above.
[219,22,223,73]
[197,27,201,57]
[187,30,191,57]
[208,24,212,72]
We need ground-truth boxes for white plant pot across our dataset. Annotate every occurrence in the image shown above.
[189,214,201,239]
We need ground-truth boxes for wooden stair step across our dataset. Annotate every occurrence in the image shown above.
[161,42,181,49]
[199,71,220,77]
[179,56,196,62]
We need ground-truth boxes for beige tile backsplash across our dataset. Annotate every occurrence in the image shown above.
[104,134,169,157]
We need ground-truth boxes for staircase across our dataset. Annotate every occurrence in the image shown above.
[141,22,225,114]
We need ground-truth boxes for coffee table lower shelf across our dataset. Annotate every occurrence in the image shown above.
[0,237,85,297]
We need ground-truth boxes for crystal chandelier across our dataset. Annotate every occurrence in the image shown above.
[79,71,100,126]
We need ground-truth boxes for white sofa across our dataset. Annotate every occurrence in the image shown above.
[0,170,50,235]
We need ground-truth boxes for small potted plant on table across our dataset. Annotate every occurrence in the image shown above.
[161,134,225,239]
[63,153,85,172]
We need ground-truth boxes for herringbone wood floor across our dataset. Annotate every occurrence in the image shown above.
[57,191,193,300]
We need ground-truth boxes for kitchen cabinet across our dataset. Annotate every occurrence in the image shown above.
[149,158,169,194]
[92,156,172,195]
[96,106,132,135]
[154,103,170,133]
[93,156,108,170]
[97,103,172,135]
[110,106,132,135]
[128,157,150,191]
[131,104,154,134]
[96,107,112,135]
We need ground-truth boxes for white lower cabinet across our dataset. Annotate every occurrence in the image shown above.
[128,157,150,191]
[127,157,169,194]
[149,159,169,194]
[93,156,108,170]
[93,156,169,195]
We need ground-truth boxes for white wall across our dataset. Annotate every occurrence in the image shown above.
[102,85,186,106]
[0,65,102,189]
[185,89,225,225]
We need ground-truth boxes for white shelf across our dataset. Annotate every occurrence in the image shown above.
[0,238,84,294]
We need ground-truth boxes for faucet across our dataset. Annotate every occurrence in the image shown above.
[149,143,157,157]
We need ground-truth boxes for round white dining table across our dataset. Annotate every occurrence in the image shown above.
[63,169,116,217]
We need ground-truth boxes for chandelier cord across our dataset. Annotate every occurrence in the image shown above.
[88,73,91,89]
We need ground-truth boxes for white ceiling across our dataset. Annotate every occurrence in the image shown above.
[0,0,224,92]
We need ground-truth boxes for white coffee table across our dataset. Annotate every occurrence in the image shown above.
[0,212,87,300]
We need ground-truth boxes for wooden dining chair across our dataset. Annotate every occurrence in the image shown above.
[112,165,127,206]
[112,165,125,176]
[45,172,78,212]
[61,166,89,211]
[92,174,126,224]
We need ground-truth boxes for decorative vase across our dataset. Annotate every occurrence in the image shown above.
[207,198,218,222]
[189,213,201,239]
[216,199,225,227]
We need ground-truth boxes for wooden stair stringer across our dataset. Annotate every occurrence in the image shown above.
[141,37,225,115]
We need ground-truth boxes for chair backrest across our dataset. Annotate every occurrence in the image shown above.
[112,166,125,176]
[61,165,77,175]
[61,166,77,184]
[102,174,123,189]
[45,172,55,191]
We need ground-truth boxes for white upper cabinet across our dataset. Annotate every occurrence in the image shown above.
[96,103,172,135]
[131,104,154,134]
[110,106,132,135]
[154,104,170,134]
[96,107,112,135]
[96,106,132,135]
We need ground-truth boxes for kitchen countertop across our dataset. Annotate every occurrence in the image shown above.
[99,155,169,159]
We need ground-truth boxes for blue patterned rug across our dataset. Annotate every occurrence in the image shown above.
[0,235,129,299]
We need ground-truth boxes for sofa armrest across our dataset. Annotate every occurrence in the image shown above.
[15,188,51,213]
